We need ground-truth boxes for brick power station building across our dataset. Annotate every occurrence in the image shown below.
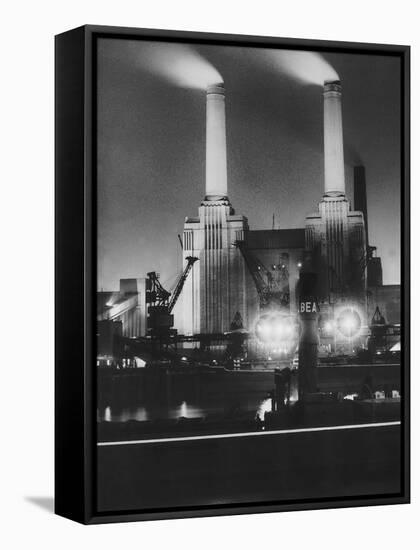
[175,79,398,339]
[97,78,399,352]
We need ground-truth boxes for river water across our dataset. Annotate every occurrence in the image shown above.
[97,368,278,423]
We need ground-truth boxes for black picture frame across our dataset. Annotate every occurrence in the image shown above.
[55,24,410,524]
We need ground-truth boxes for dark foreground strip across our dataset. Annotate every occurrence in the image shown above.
[97,421,400,446]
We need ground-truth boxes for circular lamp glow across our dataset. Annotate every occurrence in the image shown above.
[336,308,362,338]
[255,313,297,349]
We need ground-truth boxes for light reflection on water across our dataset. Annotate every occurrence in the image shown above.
[97,368,283,423]
[177,401,203,419]
[98,401,206,422]
[97,372,281,422]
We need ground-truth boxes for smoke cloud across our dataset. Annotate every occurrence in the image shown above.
[132,41,223,90]
[263,49,339,86]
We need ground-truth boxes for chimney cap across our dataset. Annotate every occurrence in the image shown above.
[207,82,225,95]
[324,80,341,94]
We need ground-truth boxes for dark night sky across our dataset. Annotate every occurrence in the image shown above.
[97,38,401,291]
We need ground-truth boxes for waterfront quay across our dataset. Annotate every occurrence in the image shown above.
[97,362,401,442]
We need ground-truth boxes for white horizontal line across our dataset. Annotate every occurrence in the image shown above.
[97,421,401,447]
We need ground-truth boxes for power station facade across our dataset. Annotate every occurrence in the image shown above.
[97,76,399,349]
[175,78,394,339]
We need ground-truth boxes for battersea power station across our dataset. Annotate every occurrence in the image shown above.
[97,73,400,363]
[174,78,385,344]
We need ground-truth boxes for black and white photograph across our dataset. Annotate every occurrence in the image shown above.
[94,33,406,514]
[2,0,418,544]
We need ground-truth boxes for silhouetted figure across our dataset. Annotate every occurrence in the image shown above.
[275,367,292,407]
[360,375,374,400]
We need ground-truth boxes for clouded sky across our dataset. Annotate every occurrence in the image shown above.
[97,38,401,291]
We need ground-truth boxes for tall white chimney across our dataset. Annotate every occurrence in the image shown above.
[323,80,345,196]
[205,83,228,200]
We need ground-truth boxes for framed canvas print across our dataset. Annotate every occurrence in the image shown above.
[55,25,410,524]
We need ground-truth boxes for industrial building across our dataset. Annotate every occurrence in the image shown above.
[173,77,399,349]
[244,228,305,316]
[97,278,146,360]
[95,75,399,360]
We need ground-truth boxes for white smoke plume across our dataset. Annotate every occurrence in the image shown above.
[132,41,223,89]
[263,49,339,86]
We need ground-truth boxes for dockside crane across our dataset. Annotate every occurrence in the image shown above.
[146,256,198,339]
[168,257,198,313]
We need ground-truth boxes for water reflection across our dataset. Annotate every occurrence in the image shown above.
[97,369,275,423]
[177,401,203,419]
[97,401,207,422]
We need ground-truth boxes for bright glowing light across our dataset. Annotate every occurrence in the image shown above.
[255,317,272,342]
[134,356,146,368]
[297,262,302,268]
[343,393,358,401]
[289,385,299,403]
[336,307,362,338]
[273,320,285,339]
[344,317,356,331]
[255,313,298,350]
[181,356,188,361]
[256,398,272,421]
[176,401,202,419]
[134,408,148,422]
[180,401,188,417]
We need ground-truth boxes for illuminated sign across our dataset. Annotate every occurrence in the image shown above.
[299,299,318,314]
